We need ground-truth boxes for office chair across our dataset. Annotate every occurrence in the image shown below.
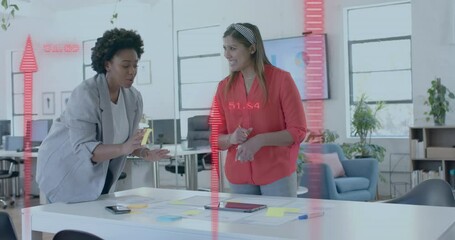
[164,153,211,176]
[0,211,18,240]
[187,115,210,149]
[53,229,103,240]
[0,158,19,209]
[164,115,212,176]
[384,178,455,207]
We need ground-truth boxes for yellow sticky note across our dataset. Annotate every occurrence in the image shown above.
[127,204,148,209]
[183,210,201,216]
[266,207,285,217]
[284,208,300,213]
[141,128,152,145]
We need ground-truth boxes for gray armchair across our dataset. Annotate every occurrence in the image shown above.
[299,143,378,201]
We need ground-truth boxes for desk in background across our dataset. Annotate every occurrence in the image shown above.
[22,187,455,240]
[0,150,40,199]
[123,144,216,191]
[2,144,218,204]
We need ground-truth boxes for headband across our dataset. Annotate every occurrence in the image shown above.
[229,23,256,44]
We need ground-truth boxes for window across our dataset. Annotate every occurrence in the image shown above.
[177,25,223,111]
[345,1,412,137]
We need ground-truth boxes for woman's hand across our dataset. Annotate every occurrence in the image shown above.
[141,148,171,161]
[121,130,145,155]
[229,126,253,145]
[235,135,262,162]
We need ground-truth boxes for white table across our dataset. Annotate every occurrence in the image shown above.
[22,187,455,240]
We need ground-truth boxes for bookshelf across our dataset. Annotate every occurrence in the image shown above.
[409,126,455,188]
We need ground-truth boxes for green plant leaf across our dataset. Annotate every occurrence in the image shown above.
[1,0,8,9]
[10,4,19,10]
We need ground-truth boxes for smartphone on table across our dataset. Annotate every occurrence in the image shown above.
[105,205,131,214]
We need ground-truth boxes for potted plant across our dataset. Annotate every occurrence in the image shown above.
[1,0,19,31]
[341,94,386,163]
[424,77,455,126]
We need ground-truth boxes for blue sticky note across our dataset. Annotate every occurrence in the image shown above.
[156,215,183,222]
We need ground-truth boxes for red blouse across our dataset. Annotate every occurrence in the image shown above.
[214,64,307,185]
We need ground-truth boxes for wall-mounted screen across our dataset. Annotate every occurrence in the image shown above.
[264,34,329,100]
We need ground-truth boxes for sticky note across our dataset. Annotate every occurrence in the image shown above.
[183,210,201,216]
[141,128,152,145]
[283,208,300,213]
[156,215,182,222]
[266,207,285,217]
[127,204,148,209]
[266,207,301,217]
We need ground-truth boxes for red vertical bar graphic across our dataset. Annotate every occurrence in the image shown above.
[20,35,38,208]
[20,35,38,238]
[23,74,33,208]
[304,0,325,239]
[209,97,221,240]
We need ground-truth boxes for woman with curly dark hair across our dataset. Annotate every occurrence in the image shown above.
[37,28,170,203]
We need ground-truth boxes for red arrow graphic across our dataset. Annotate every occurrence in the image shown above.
[20,35,38,208]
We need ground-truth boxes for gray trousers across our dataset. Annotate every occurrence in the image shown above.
[229,172,297,197]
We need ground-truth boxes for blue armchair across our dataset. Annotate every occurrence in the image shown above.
[299,143,378,201]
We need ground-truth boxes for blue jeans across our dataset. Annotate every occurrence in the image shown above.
[229,172,297,197]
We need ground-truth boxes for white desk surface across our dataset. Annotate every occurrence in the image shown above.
[22,187,455,240]
[160,144,211,155]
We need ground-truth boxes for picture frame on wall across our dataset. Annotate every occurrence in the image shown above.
[42,92,55,115]
[61,91,72,112]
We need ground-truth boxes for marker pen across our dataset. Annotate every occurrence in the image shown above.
[298,211,324,220]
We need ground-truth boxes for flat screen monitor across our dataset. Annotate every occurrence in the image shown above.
[31,119,53,146]
[263,34,330,100]
[150,119,181,145]
[0,120,11,146]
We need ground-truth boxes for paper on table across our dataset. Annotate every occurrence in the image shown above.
[183,210,201,216]
[107,195,162,207]
[241,213,297,226]
[141,128,152,145]
[170,196,229,207]
[227,197,293,207]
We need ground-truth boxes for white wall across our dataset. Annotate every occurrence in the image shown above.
[412,0,455,125]
[0,0,175,134]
